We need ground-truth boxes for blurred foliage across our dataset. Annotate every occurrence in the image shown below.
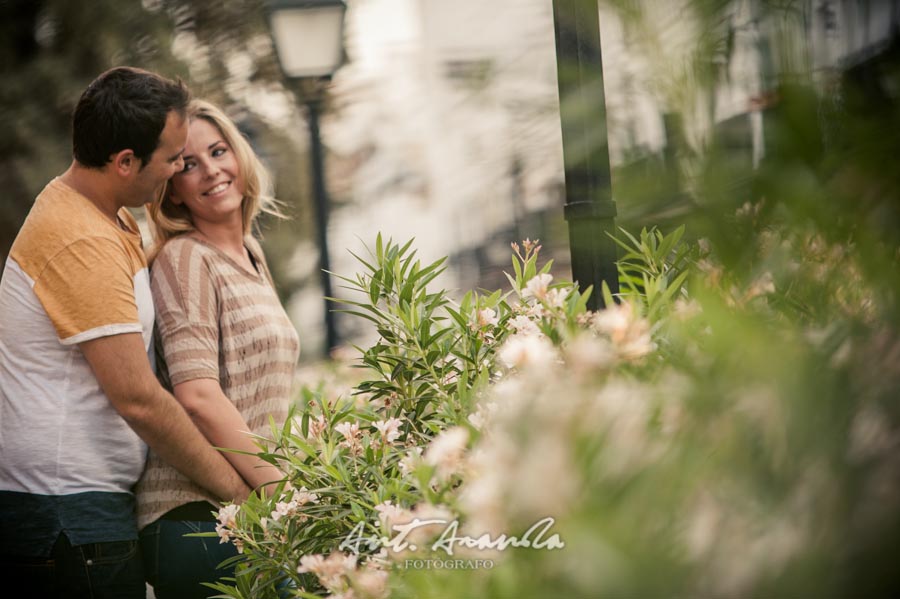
[387,1,900,596]
[220,0,900,597]
[0,0,313,303]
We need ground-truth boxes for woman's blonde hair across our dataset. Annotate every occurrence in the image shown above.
[145,99,284,262]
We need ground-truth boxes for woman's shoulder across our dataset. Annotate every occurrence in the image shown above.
[154,235,215,263]
[151,235,218,278]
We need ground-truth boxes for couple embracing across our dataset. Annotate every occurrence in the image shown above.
[0,67,301,598]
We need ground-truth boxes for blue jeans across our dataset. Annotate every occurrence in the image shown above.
[140,514,239,599]
[0,532,145,598]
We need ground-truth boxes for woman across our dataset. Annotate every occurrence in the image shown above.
[136,99,300,598]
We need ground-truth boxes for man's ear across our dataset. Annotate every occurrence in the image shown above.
[111,149,138,176]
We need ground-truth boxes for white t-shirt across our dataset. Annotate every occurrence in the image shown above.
[0,178,154,496]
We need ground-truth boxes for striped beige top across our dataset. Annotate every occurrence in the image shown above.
[135,235,300,529]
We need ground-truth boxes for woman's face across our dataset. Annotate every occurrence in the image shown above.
[169,118,244,228]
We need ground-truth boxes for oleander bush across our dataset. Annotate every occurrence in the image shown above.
[209,129,899,598]
[209,189,899,598]
[204,2,900,596]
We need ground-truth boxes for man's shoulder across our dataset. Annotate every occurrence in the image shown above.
[11,179,132,279]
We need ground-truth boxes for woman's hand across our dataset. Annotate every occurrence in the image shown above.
[171,378,288,499]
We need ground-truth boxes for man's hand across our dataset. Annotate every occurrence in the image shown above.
[80,332,251,502]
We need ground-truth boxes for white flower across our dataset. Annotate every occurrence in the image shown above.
[522,273,553,302]
[309,415,328,440]
[409,503,454,541]
[508,314,541,336]
[373,418,403,445]
[424,427,469,482]
[399,447,423,476]
[589,302,655,360]
[270,487,319,523]
[380,503,456,556]
[467,401,499,430]
[352,566,389,599]
[299,552,358,593]
[673,298,701,320]
[271,500,293,522]
[335,421,364,455]
[746,271,776,300]
[335,421,360,440]
[590,303,632,339]
[476,308,498,327]
[510,435,577,520]
[215,504,240,543]
[848,405,894,463]
[298,554,325,575]
[498,333,557,370]
[564,334,616,372]
[216,503,240,526]
[294,487,320,505]
[545,287,569,308]
[373,500,411,530]
[618,330,655,361]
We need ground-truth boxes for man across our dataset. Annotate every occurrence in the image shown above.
[0,67,251,598]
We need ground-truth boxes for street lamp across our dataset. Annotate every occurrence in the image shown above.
[551,0,619,309]
[266,0,347,356]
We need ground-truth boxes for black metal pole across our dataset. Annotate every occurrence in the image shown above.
[551,0,619,309]
[305,97,339,354]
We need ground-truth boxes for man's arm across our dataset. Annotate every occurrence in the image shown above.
[80,332,251,502]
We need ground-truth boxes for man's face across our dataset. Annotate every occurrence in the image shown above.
[127,111,188,207]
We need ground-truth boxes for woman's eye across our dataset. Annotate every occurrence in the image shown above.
[180,161,195,173]
[212,147,227,158]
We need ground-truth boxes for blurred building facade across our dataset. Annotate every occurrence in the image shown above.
[285,0,900,356]
[286,0,568,352]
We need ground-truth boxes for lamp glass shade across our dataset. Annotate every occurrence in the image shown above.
[270,6,345,78]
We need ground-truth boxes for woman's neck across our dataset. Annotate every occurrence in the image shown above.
[192,219,248,264]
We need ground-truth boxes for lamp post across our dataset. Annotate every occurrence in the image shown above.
[266,0,347,356]
[551,0,619,309]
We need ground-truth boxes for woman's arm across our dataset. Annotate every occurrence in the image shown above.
[81,333,252,503]
[172,377,287,497]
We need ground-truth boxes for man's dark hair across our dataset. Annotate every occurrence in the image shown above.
[72,66,190,169]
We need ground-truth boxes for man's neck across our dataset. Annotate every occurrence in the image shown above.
[58,161,122,225]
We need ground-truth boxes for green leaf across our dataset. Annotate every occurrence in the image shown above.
[512,253,523,286]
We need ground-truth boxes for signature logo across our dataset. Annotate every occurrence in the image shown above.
[339,516,565,556]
